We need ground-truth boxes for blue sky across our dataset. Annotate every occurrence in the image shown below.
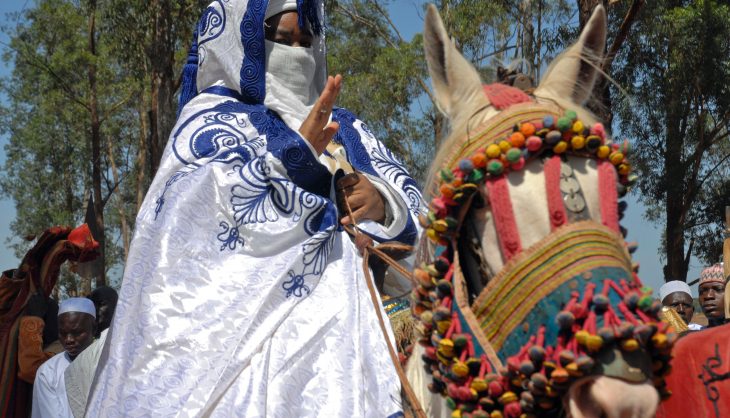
[0,0,705,296]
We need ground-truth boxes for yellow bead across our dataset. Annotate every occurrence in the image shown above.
[486,144,501,159]
[586,335,603,352]
[652,333,668,349]
[432,219,449,233]
[471,378,488,392]
[566,362,582,377]
[553,141,568,153]
[438,337,454,357]
[621,338,640,351]
[437,320,452,336]
[571,135,586,149]
[610,152,624,165]
[451,410,462,418]
[426,228,439,242]
[452,361,470,377]
[575,330,589,346]
[597,145,611,158]
[490,411,504,418]
[618,163,630,175]
[572,120,584,133]
[499,391,518,404]
[499,140,512,153]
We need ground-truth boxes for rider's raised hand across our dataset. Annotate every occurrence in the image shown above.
[299,74,343,155]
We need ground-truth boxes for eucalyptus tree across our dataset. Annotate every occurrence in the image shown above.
[612,0,730,280]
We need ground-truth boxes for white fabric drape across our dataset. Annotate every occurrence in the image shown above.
[84,1,424,417]
[32,352,73,418]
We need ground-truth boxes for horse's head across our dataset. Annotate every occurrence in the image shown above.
[411,5,674,417]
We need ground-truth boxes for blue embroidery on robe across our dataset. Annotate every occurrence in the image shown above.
[239,0,266,103]
[198,1,226,47]
[331,108,421,244]
[163,88,420,297]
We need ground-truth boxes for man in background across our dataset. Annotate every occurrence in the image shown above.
[698,263,726,327]
[65,286,118,418]
[87,286,117,335]
[659,280,703,331]
[32,298,96,418]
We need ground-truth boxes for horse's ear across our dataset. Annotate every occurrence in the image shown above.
[424,4,486,118]
[534,5,607,105]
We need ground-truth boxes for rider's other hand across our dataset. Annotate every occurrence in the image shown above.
[339,173,386,225]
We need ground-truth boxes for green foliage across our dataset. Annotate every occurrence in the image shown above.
[3,0,725,287]
[1,0,95,248]
[0,0,202,291]
[325,0,578,182]
[612,0,730,270]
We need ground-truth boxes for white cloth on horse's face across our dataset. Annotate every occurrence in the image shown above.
[659,280,693,302]
[84,0,425,417]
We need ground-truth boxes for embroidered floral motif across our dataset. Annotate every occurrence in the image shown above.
[217,221,244,251]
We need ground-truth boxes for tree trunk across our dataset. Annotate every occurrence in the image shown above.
[148,0,178,177]
[137,99,149,211]
[106,137,130,260]
[87,0,106,287]
[663,58,689,282]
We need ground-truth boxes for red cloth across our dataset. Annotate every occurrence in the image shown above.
[656,323,730,418]
[17,317,59,383]
[482,83,532,110]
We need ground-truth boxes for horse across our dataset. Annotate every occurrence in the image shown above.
[404,5,676,418]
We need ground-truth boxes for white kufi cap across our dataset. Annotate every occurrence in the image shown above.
[265,0,298,20]
[58,297,96,318]
[659,280,692,302]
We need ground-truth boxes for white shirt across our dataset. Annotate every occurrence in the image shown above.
[64,330,108,418]
[32,351,73,418]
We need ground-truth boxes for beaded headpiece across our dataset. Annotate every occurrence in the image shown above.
[412,85,675,417]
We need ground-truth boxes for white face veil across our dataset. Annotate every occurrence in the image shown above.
[180,0,327,130]
[263,0,320,129]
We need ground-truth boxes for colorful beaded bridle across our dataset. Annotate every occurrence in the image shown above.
[412,84,675,417]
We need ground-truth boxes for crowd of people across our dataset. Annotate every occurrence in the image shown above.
[15,263,726,417]
[13,286,117,417]
[659,263,727,331]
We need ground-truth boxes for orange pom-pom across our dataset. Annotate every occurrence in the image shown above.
[509,132,526,148]
[471,152,487,168]
[439,183,455,198]
[520,122,536,137]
